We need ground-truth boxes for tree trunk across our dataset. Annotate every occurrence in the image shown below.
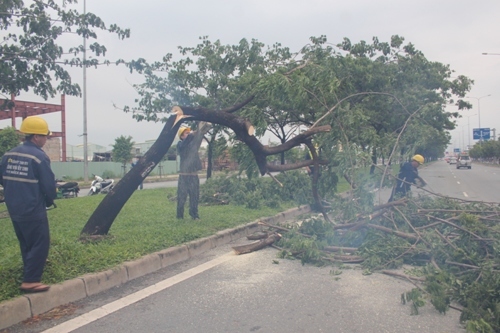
[280,138,286,165]
[81,116,181,235]
[206,134,214,179]
[370,147,377,175]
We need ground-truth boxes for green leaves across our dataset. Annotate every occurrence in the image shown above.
[199,172,300,210]
[112,135,134,168]
[0,126,22,157]
[1,1,129,99]
[402,288,426,315]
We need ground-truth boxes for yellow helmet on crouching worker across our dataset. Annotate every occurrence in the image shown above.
[178,126,191,140]
[20,116,51,135]
[412,154,424,165]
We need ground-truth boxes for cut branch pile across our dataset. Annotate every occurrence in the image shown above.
[244,196,500,332]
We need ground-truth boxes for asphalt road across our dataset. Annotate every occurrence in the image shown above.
[9,162,498,333]
[415,160,500,202]
[370,160,500,204]
[10,238,464,333]
[78,176,200,196]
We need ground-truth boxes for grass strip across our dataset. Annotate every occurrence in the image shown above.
[0,187,293,302]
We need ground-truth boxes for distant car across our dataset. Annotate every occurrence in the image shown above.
[449,157,457,165]
[456,155,472,169]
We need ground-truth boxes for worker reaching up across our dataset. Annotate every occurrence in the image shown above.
[176,122,210,219]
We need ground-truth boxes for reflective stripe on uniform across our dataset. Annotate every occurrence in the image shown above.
[2,176,39,183]
[4,151,42,164]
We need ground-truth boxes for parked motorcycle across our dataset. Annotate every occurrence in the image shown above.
[55,180,80,199]
[87,175,114,196]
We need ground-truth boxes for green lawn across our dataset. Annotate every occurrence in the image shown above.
[0,187,294,302]
[0,168,367,303]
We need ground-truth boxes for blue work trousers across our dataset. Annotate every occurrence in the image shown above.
[11,217,50,283]
[177,175,200,219]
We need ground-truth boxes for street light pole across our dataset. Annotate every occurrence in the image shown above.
[83,0,88,182]
[466,95,491,143]
[465,114,477,149]
[461,126,465,151]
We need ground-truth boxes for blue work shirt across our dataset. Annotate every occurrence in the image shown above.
[395,162,419,195]
[0,141,56,222]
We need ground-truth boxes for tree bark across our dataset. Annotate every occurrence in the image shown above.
[206,134,214,179]
[179,103,330,175]
[370,146,377,175]
[232,233,281,255]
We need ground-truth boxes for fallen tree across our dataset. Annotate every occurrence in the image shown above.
[81,101,330,235]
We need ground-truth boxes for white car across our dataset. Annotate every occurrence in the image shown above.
[456,155,472,169]
[449,157,457,165]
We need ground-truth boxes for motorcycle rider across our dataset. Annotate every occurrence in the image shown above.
[0,116,56,293]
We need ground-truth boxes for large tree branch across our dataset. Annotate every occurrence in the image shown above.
[263,125,331,155]
[174,103,330,175]
[220,96,256,113]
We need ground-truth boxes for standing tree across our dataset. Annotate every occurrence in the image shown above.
[82,35,473,235]
[0,0,129,102]
[0,127,22,156]
[335,36,473,170]
[124,37,269,178]
[112,135,134,174]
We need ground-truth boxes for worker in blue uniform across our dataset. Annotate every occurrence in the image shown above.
[0,116,56,293]
[388,154,427,202]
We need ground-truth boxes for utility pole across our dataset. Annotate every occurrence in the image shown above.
[83,0,89,182]
[465,114,476,150]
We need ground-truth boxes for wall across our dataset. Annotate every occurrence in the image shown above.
[51,160,179,180]
[45,137,61,161]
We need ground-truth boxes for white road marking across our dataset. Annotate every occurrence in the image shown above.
[457,181,460,185]
[463,192,469,197]
[41,252,235,333]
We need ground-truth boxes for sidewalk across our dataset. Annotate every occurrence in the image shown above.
[0,205,311,330]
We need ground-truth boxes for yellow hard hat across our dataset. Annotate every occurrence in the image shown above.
[412,154,424,165]
[178,127,191,139]
[20,116,51,135]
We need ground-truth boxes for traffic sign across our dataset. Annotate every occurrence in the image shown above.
[473,128,491,140]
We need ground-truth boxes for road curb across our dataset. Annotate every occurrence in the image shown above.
[81,266,129,297]
[0,297,31,331]
[0,204,311,330]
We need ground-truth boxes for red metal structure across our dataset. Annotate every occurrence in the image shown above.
[1,94,66,161]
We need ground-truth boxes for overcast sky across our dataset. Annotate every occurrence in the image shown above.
[4,0,500,152]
